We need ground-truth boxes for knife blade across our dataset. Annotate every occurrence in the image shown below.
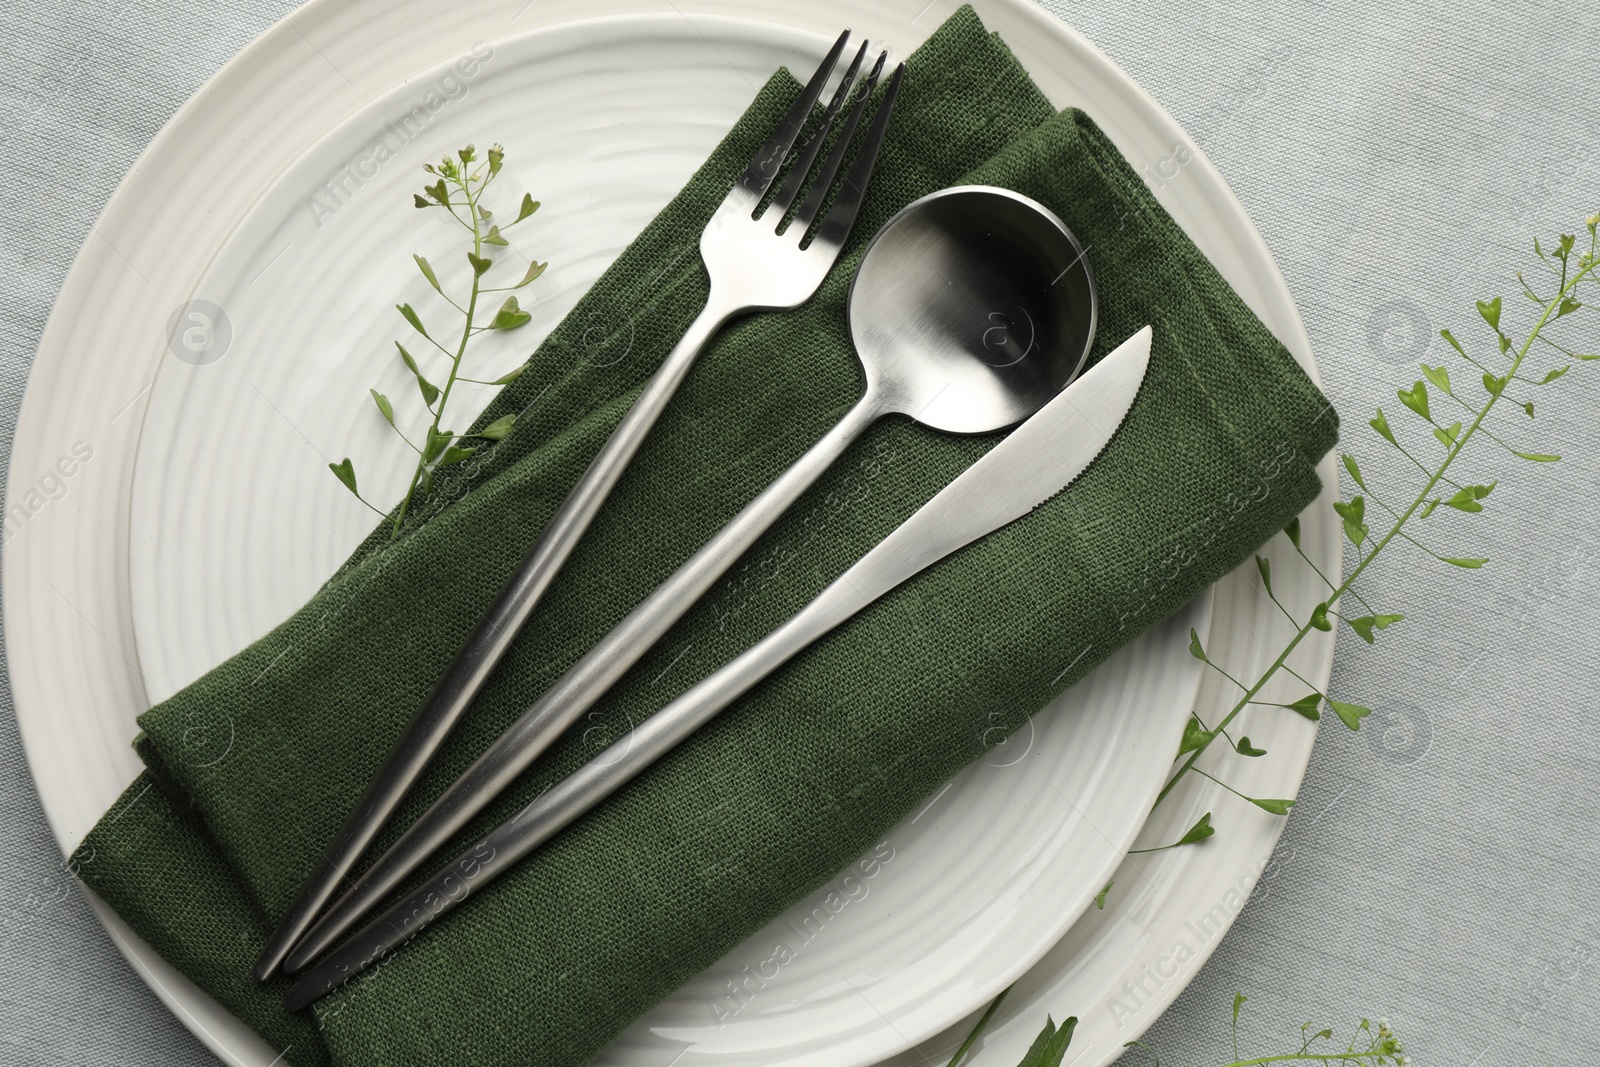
[282,325,1152,1011]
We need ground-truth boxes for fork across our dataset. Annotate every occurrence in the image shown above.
[254,30,904,983]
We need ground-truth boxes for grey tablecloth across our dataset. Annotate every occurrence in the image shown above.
[2,1,1596,1064]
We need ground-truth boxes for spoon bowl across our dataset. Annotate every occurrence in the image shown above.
[851,185,1097,432]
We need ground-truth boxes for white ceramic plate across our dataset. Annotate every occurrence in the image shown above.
[5,2,1338,1066]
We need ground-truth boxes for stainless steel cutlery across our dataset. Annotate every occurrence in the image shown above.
[282,325,1153,1009]
[281,185,1099,971]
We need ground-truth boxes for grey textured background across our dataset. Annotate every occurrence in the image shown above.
[2,0,1596,1064]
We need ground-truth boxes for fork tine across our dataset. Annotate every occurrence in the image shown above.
[793,53,898,241]
[737,29,850,199]
[765,39,870,221]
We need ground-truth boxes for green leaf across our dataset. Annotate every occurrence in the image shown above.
[1251,797,1295,815]
[515,259,548,288]
[1442,556,1489,568]
[489,364,526,385]
[1482,371,1506,396]
[1440,327,1467,357]
[1369,408,1396,446]
[1397,380,1430,421]
[396,342,439,406]
[413,254,441,292]
[1016,1015,1077,1067]
[1512,450,1560,462]
[1287,693,1322,720]
[1188,628,1207,662]
[369,388,395,426]
[467,252,492,276]
[436,444,476,467]
[1235,736,1267,757]
[488,296,532,330]
[1539,365,1570,384]
[1331,496,1367,546]
[1341,453,1365,490]
[1309,602,1332,631]
[1328,700,1371,731]
[515,193,540,223]
[1255,554,1272,595]
[1433,421,1462,448]
[328,457,359,496]
[396,303,427,337]
[1420,363,1452,394]
[473,413,516,441]
[1346,613,1403,644]
[1332,495,1364,527]
[1477,296,1502,332]
[1178,715,1213,757]
[1284,516,1301,550]
[423,427,453,463]
[1176,812,1215,846]
[483,225,509,247]
[1094,880,1113,910]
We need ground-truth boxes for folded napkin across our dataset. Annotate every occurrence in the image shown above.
[74,8,1336,1065]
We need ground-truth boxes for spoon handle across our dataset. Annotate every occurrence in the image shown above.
[281,391,885,972]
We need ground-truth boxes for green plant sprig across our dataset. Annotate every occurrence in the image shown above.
[1141,213,1598,848]
[328,142,548,537]
[1120,996,1407,1067]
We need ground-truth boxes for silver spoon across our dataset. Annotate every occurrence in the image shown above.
[281,184,1098,972]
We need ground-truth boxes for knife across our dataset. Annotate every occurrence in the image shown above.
[282,325,1152,1011]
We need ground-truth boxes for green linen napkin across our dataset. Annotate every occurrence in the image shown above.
[74,8,1336,1065]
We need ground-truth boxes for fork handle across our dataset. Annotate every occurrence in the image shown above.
[256,295,735,982]
[281,389,887,971]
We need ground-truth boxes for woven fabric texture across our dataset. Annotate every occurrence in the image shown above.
[69,8,1333,1066]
